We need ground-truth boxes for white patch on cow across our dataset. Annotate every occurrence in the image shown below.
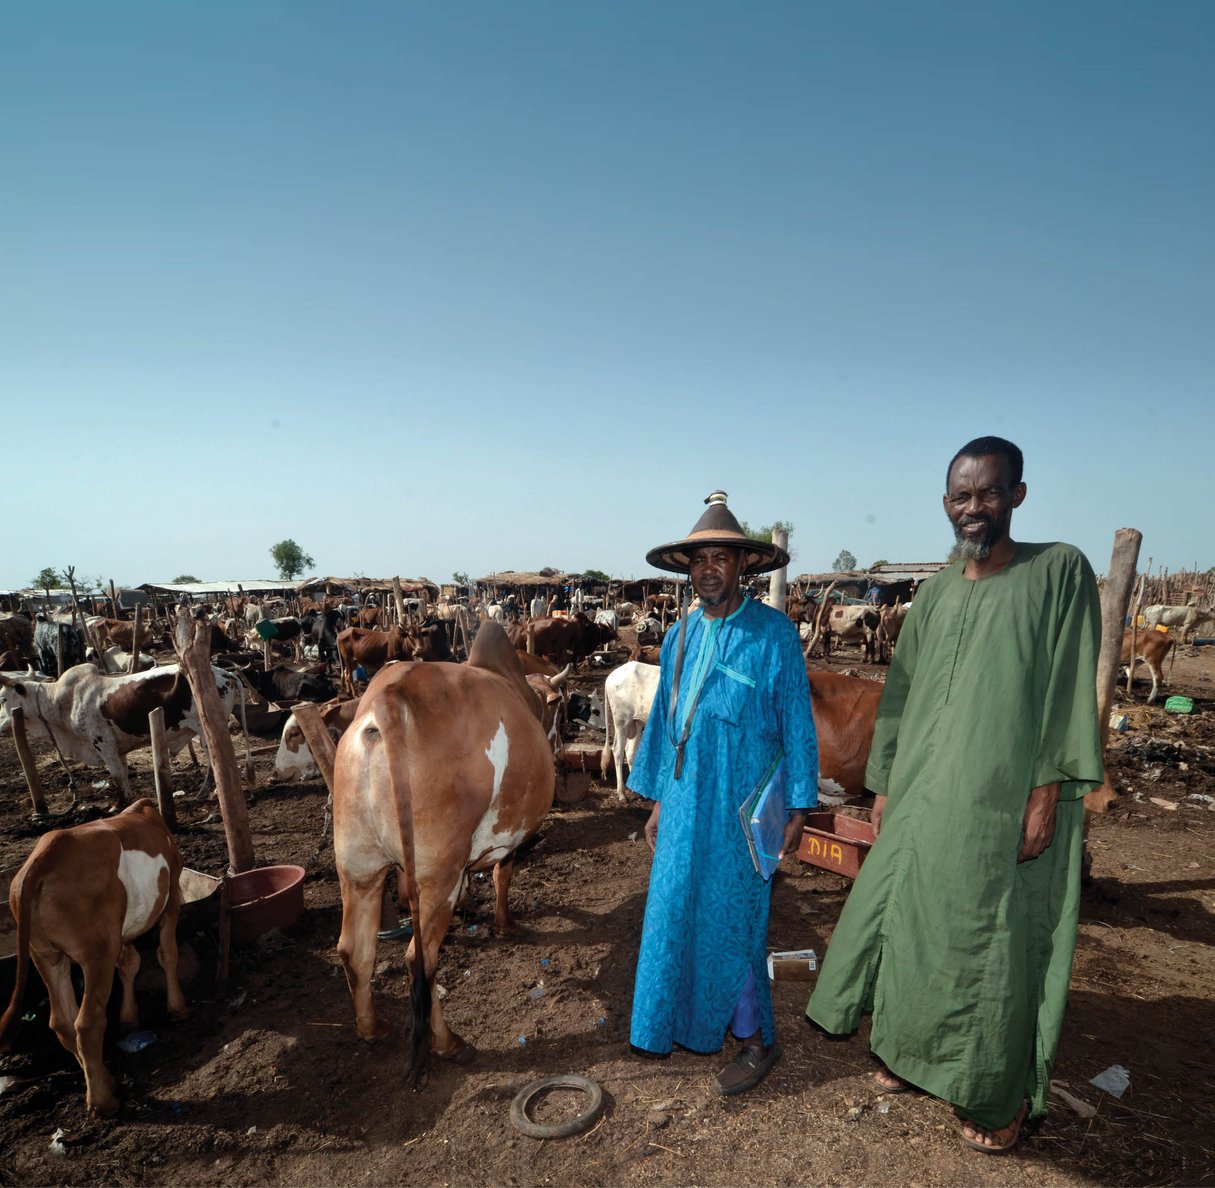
[466,719,530,865]
[117,847,169,940]
[484,720,510,800]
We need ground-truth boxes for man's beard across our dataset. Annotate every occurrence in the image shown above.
[953,516,998,562]
[695,583,735,609]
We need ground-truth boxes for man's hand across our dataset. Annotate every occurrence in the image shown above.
[1019,782,1060,862]
[644,801,661,853]
[871,795,888,837]
[779,812,807,860]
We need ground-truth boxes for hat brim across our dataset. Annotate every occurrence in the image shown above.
[646,534,789,576]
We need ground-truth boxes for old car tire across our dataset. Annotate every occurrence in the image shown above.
[510,1074,604,1139]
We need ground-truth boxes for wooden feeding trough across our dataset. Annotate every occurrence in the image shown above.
[796,811,876,879]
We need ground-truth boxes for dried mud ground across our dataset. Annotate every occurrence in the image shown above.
[1,644,1213,1187]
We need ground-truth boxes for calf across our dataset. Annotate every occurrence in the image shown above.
[1121,628,1176,704]
[0,800,187,1116]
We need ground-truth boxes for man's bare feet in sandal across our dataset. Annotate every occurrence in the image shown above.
[872,1062,908,1093]
[959,1101,1029,1153]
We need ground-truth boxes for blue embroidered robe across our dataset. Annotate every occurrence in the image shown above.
[628,596,818,1053]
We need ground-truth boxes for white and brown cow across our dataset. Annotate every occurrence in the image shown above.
[0,662,248,804]
[272,696,362,783]
[332,622,555,1080]
[0,800,188,1116]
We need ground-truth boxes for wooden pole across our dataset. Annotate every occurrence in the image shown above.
[148,705,177,829]
[766,528,789,613]
[56,624,66,677]
[129,603,144,674]
[290,702,337,795]
[110,580,119,618]
[1087,528,1143,813]
[10,706,49,815]
[174,610,254,873]
[392,576,407,627]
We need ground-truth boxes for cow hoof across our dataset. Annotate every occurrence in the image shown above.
[358,1019,392,1043]
[89,1096,121,1119]
[438,1041,477,1066]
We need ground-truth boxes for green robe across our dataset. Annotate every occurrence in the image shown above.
[806,542,1103,1128]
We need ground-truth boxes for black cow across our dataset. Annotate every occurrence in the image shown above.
[306,608,346,663]
[241,665,336,703]
[32,617,86,676]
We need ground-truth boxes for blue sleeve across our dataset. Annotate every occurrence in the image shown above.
[625,631,676,801]
[776,619,817,811]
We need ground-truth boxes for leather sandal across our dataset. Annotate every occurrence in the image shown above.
[716,1042,782,1096]
[958,1100,1030,1154]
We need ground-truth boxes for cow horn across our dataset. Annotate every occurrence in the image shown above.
[549,663,571,689]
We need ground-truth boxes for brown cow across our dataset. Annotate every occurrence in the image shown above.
[1121,628,1176,704]
[0,800,188,1116]
[506,613,615,669]
[336,623,452,696]
[332,622,555,1080]
[807,669,883,799]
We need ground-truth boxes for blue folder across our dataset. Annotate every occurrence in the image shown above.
[739,752,787,880]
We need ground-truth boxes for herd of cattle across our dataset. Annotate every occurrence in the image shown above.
[1,586,1211,1115]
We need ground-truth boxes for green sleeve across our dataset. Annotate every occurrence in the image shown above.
[864,599,922,797]
[1031,550,1104,801]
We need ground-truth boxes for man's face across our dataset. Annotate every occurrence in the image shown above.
[943,453,1026,562]
[688,546,746,614]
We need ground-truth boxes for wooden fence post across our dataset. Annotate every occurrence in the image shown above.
[129,603,144,674]
[290,702,337,796]
[175,610,254,873]
[148,705,176,830]
[10,706,49,815]
[1087,528,1143,812]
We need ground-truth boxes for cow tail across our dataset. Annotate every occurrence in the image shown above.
[600,685,613,781]
[0,862,37,1049]
[380,700,431,1083]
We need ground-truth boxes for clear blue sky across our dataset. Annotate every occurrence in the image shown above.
[5,1,1212,589]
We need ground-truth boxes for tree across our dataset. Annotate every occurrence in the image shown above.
[739,519,795,542]
[173,573,200,584]
[832,550,858,572]
[33,566,65,592]
[871,559,889,569]
[451,571,472,586]
[583,568,611,582]
[269,539,315,581]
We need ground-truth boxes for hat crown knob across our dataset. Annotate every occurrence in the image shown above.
[704,490,728,507]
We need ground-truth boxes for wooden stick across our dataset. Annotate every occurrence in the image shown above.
[129,603,144,674]
[10,706,48,815]
[291,701,337,796]
[174,609,254,873]
[148,705,177,829]
[1087,528,1142,813]
[56,624,66,678]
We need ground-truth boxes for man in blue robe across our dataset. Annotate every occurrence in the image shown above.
[628,491,818,1095]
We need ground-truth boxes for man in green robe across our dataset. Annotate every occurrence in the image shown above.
[806,436,1103,1153]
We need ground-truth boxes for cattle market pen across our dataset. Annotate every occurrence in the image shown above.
[1,582,1213,1186]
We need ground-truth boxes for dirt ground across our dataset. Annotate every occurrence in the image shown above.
[1,635,1213,1187]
